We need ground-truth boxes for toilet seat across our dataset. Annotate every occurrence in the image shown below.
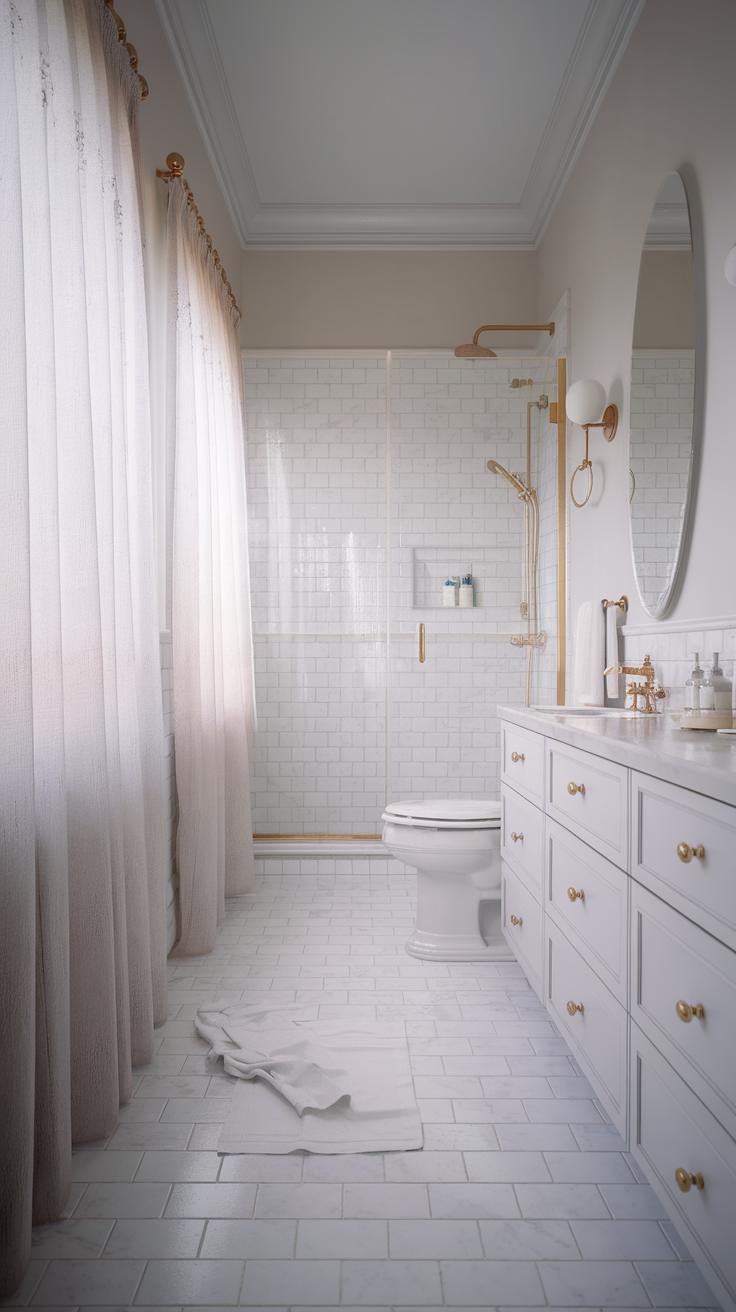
[382,798,500,829]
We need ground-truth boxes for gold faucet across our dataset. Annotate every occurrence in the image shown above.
[603,654,666,714]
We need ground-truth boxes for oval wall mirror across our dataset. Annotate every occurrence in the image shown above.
[628,172,697,618]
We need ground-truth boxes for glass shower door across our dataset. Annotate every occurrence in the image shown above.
[244,354,387,835]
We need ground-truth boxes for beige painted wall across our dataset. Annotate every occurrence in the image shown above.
[633,251,694,350]
[537,0,736,628]
[240,251,538,350]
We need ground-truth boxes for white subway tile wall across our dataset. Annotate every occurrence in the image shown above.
[623,622,736,711]
[244,354,560,834]
[629,351,695,612]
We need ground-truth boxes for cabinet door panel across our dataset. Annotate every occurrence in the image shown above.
[631,1024,736,1312]
[546,816,628,1006]
[632,770,736,951]
[502,860,543,1002]
[501,784,543,895]
[631,881,736,1138]
[546,918,628,1141]
[546,739,628,869]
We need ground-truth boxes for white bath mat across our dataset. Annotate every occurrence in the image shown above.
[196,1002,423,1155]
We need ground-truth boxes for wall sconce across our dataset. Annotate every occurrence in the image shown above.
[565,378,618,508]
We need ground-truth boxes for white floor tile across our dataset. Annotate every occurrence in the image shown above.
[24,872,711,1310]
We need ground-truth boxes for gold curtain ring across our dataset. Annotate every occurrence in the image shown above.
[570,459,593,508]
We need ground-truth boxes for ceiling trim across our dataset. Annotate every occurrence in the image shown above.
[522,0,646,244]
[156,0,645,251]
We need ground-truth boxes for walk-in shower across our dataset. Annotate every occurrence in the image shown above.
[244,342,568,837]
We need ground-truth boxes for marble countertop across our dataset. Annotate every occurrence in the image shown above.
[498,706,736,808]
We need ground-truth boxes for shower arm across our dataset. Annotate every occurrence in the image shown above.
[471,323,555,346]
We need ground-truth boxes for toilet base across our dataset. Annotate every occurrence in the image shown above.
[405,927,515,962]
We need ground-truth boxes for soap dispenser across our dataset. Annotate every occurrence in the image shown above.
[684,653,703,710]
[704,653,732,712]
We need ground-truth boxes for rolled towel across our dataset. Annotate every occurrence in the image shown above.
[573,600,604,706]
[605,603,621,699]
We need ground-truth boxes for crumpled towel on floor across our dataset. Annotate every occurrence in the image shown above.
[195,1001,424,1155]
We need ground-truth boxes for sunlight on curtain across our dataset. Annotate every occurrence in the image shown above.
[0,0,166,1294]
[166,179,256,957]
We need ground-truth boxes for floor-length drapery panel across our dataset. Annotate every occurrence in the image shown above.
[166,179,255,957]
[0,0,166,1295]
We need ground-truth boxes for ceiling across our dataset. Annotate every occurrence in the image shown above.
[155,0,645,250]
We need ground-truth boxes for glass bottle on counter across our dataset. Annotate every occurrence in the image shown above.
[684,654,704,710]
[702,653,732,713]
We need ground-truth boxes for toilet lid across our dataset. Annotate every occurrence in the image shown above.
[383,798,501,829]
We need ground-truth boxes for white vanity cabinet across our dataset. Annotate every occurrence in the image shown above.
[499,708,736,1312]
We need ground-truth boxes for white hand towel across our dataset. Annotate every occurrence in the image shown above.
[605,604,620,699]
[573,599,605,705]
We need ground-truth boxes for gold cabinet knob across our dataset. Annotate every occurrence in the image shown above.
[676,999,706,1023]
[677,842,705,863]
[566,1000,584,1016]
[510,914,523,926]
[510,831,523,843]
[675,1167,705,1193]
[567,781,585,796]
[511,751,525,763]
[567,887,585,902]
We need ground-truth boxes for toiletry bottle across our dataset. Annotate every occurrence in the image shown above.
[704,653,732,712]
[443,578,458,607]
[684,654,703,711]
[459,573,474,608]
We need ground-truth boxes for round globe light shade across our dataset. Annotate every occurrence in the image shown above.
[566,378,607,426]
[725,244,736,286]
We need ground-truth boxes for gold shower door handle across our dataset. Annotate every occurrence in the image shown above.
[419,623,425,663]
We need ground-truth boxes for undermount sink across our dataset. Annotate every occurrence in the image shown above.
[530,705,641,718]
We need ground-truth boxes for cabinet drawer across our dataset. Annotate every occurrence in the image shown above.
[500,723,544,806]
[632,771,736,951]
[502,860,543,1002]
[545,738,628,869]
[631,1024,736,1312]
[546,918,628,1140]
[501,784,543,895]
[545,816,628,1007]
[631,882,736,1138]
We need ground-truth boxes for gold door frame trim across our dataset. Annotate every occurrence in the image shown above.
[556,356,567,705]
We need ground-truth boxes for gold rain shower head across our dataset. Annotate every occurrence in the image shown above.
[454,323,555,358]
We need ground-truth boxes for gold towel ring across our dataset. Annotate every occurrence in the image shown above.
[570,459,593,508]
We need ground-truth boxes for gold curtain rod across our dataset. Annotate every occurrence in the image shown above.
[104,0,148,100]
[156,153,242,322]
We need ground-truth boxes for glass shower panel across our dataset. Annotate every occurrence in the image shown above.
[244,355,387,834]
[388,354,534,804]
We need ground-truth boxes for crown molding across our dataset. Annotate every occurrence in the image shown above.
[523,0,646,244]
[157,0,645,251]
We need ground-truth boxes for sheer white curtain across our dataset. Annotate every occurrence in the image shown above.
[166,178,255,957]
[0,0,166,1294]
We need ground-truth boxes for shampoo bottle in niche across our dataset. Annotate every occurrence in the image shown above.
[684,653,703,710]
[443,577,459,607]
[459,574,474,608]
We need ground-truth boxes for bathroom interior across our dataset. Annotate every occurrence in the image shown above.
[4,1,736,1310]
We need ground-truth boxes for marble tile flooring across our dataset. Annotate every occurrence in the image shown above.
[8,871,721,1310]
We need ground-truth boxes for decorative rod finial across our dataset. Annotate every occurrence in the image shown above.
[166,152,185,175]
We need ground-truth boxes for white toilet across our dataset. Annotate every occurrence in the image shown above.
[381,798,515,961]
